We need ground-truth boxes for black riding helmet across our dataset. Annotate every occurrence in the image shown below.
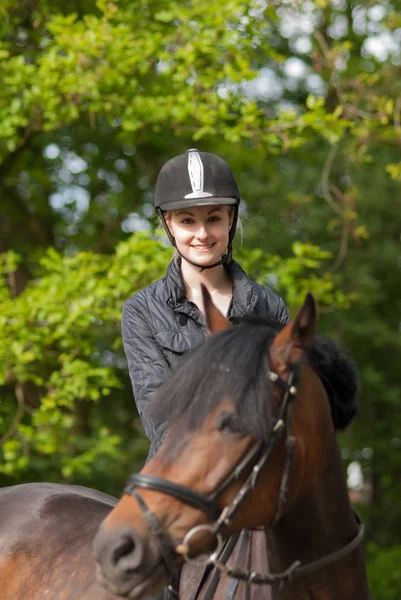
[154,149,240,270]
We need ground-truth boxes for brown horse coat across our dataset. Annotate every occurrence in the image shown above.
[0,483,117,600]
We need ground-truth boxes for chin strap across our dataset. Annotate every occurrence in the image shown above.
[157,207,234,272]
[175,242,233,272]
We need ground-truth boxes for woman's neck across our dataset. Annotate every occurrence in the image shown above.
[180,259,233,315]
[180,259,232,295]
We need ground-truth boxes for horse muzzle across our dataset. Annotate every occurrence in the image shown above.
[94,524,169,598]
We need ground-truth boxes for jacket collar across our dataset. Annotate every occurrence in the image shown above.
[228,260,258,317]
[164,257,258,316]
[164,258,187,308]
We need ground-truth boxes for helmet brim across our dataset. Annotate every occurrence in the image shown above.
[159,197,238,211]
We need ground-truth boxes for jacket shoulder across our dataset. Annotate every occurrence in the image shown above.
[253,282,290,324]
[123,275,168,314]
[253,281,282,302]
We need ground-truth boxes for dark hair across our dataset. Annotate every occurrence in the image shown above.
[306,335,359,430]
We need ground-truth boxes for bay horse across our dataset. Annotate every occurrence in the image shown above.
[0,293,370,599]
[0,483,118,599]
[94,291,371,600]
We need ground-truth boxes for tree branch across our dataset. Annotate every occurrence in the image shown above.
[329,155,354,272]
[321,144,343,217]
[329,214,351,272]
[343,103,386,121]
[394,93,401,131]
[0,382,25,447]
[314,30,384,121]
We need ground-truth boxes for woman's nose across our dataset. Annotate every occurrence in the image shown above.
[196,224,209,239]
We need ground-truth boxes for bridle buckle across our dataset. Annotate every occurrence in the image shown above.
[177,524,223,566]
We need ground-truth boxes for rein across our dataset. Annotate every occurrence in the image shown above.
[208,514,365,586]
[124,360,364,590]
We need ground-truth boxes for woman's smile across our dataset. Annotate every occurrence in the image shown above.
[191,242,216,252]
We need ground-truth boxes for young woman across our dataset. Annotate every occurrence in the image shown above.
[122,149,289,461]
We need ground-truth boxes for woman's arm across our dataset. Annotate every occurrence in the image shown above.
[257,286,290,325]
[275,295,290,325]
[122,296,170,454]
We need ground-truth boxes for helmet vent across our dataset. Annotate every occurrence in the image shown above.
[185,149,213,199]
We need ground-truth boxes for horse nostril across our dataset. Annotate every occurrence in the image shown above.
[111,533,142,569]
[95,528,144,575]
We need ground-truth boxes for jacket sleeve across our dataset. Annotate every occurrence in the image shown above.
[122,296,170,450]
[275,295,290,325]
[260,287,290,326]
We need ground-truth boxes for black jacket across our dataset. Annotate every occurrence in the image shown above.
[122,258,289,459]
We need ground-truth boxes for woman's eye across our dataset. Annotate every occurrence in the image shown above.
[208,216,220,222]
[181,219,194,225]
[216,411,240,433]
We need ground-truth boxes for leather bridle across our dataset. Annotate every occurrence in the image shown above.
[123,360,364,588]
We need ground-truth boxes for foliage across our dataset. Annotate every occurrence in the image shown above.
[0,234,171,490]
[0,0,276,160]
[0,0,400,580]
[367,543,401,600]
[238,242,353,311]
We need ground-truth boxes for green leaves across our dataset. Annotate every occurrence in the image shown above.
[238,242,352,312]
[386,162,401,181]
[0,251,21,301]
[0,234,172,480]
[367,544,401,600]
[153,11,175,23]
[0,0,280,163]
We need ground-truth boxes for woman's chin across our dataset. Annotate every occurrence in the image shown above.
[187,249,224,266]
[190,256,218,267]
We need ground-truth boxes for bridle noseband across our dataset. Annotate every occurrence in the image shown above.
[123,359,364,588]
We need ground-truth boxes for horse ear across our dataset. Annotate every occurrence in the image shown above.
[201,284,231,333]
[270,293,316,368]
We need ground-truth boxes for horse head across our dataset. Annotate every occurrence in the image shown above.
[94,292,367,600]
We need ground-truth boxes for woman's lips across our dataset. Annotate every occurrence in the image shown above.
[191,243,215,252]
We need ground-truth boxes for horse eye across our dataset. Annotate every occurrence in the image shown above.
[216,411,240,433]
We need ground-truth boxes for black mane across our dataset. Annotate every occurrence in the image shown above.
[149,318,359,440]
[306,335,359,430]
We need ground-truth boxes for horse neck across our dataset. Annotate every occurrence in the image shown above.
[266,430,370,600]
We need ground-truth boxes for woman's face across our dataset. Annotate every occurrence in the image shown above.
[166,205,234,267]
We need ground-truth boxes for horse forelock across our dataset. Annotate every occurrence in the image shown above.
[150,321,278,446]
[149,317,359,458]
